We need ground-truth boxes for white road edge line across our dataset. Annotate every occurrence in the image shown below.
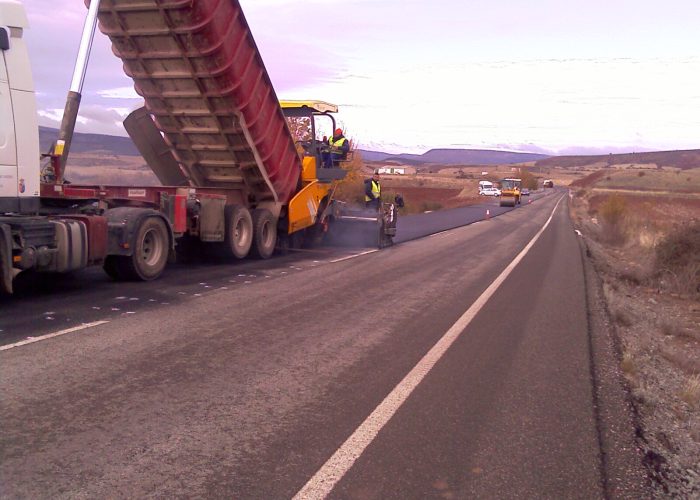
[429,229,451,238]
[0,321,110,352]
[294,195,565,500]
[330,249,379,263]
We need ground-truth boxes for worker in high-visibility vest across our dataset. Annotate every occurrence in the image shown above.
[323,128,350,167]
[364,172,381,210]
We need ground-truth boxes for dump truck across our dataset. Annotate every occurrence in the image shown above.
[0,0,396,295]
[499,178,522,207]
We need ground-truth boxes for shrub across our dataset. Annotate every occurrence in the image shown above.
[334,150,367,204]
[620,351,636,375]
[654,221,700,295]
[599,194,628,244]
[519,169,539,190]
[381,189,410,215]
[680,375,700,409]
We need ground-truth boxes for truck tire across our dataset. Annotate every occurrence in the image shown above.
[250,209,277,259]
[205,205,253,259]
[207,205,253,260]
[221,205,253,259]
[104,217,169,281]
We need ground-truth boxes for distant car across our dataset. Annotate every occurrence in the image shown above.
[480,187,501,196]
[522,188,530,196]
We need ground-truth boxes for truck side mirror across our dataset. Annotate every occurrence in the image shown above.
[0,27,9,51]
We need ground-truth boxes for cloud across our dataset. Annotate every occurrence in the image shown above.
[38,105,132,137]
[22,0,700,152]
[97,87,141,100]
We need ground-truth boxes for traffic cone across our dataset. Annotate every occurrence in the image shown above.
[486,209,490,220]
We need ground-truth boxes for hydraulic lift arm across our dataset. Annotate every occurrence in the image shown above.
[53,0,101,182]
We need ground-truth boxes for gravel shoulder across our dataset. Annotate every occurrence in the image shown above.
[571,198,700,499]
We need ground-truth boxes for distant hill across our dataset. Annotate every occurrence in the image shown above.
[359,148,549,166]
[40,128,697,173]
[39,127,140,156]
[535,149,700,171]
[39,129,548,166]
[358,150,393,162]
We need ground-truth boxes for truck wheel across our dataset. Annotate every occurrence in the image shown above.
[105,217,169,281]
[222,205,253,259]
[250,209,277,259]
[131,217,169,280]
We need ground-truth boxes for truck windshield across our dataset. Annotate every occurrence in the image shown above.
[501,179,520,190]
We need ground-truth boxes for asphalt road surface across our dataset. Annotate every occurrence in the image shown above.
[0,190,643,498]
[0,191,549,345]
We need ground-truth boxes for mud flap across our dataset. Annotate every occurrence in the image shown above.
[0,223,13,295]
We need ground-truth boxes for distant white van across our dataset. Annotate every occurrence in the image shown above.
[478,180,494,193]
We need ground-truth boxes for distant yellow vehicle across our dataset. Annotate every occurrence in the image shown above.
[499,178,522,207]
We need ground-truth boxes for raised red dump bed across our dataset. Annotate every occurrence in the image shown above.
[92,0,301,204]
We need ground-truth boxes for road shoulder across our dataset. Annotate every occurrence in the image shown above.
[577,230,650,498]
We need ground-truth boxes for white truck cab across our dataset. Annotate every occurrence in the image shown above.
[0,0,40,214]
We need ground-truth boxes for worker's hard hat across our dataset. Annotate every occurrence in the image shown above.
[335,128,343,136]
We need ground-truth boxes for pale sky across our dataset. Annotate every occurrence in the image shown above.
[23,0,700,154]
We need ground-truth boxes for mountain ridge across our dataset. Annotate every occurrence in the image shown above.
[359,148,549,165]
[39,127,699,170]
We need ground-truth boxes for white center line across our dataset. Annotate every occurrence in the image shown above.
[294,195,564,500]
[0,321,110,352]
[330,249,379,263]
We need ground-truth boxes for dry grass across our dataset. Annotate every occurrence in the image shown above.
[598,194,628,244]
[594,167,700,193]
[660,347,700,376]
[659,319,683,337]
[679,375,700,409]
[570,167,700,496]
[581,186,700,297]
[334,151,368,204]
[654,222,700,297]
[621,351,637,376]
[611,306,634,327]
[632,383,659,408]
[604,284,635,327]
[334,159,461,214]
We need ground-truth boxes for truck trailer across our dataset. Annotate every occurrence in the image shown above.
[0,0,396,295]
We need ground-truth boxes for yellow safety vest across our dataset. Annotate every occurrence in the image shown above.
[329,136,347,149]
[365,180,381,202]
